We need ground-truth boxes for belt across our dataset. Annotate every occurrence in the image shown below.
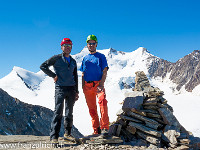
[87,81,94,83]
[86,81,96,87]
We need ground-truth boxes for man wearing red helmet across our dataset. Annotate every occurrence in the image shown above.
[40,38,79,145]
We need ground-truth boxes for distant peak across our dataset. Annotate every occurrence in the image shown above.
[109,47,116,51]
[191,50,200,55]
[12,66,25,72]
[184,50,200,56]
[11,66,28,78]
[138,47,149,53]
[188,50,200,60]
[11,66,32,77]
[182,50,200,59]
[109,47,117,54]
[134,47,150,56]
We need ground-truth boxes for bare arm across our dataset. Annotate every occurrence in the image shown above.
[82,72,85,89]
[98,67,108,91]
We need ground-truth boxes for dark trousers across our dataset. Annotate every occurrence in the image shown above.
[50,86,76,140]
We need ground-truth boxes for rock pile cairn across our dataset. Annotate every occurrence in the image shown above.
[109,71,191,149]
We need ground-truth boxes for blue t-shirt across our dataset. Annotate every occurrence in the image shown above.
[80,52,108,81]
[64,56,71,64]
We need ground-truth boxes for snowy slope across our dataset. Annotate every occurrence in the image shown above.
[0,47,200,137]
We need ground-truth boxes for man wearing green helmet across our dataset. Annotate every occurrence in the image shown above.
[80,35,109,137]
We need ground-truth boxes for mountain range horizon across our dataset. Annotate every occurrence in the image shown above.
[0,47,200,136]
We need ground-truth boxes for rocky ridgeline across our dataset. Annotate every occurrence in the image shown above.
[148,50,200,92]
[109,71,199,149]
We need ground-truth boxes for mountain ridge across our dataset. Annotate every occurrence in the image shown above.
[147,49,200,92]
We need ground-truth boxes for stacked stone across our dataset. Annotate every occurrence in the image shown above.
[109,71,190,149]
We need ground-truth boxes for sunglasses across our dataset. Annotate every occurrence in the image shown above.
[62,44,72,47]
[87,43,96,45]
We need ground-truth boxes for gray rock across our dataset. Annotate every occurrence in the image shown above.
[134,71,151,92]
[163,125,180,146]
[158,107,180,128]
[129,122,162,137]
[122,92,144,112]
[136,131,161,146]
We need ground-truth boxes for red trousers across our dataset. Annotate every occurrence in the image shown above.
[83,81,109,134]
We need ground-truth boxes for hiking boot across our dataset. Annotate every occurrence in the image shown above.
[51,138,58,143]
[50,139,59,148]
[101,128,109,138]
[64,133,76,142]
[93,126,101,135]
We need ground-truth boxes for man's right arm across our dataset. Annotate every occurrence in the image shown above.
[40,55,59,78]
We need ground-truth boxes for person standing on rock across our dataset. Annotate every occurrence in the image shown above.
[80,34,109,137]
[40,38,79,144]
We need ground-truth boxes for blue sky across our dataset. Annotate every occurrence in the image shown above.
[0,0,200,79]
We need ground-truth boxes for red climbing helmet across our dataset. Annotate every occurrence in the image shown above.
[61,38,72,46]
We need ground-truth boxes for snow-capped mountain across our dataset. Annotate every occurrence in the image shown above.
[0,47,200,137]
[148,50,200,92]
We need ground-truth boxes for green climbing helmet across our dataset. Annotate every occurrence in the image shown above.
[86,34,98,43]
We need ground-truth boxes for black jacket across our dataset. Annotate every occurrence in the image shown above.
[40,53,78,93]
